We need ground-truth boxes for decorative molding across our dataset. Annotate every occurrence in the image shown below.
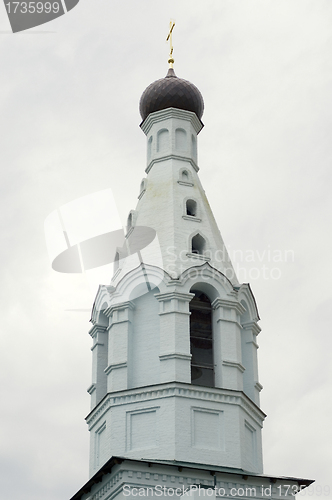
[91,342,105,352]
[141,107,204,135]
[145,154,199,174]
[186,252,210,261]
[159,353,192,362]
[86,462,302,500]
[111,268,121,282]
[216,318,243,329]
[105,361,127,376]
[255,382,263,392]
[242,320,261,335]
[155,292,194,302]
[104,301,135,318]
[222,360,245,373]
[212,298,246,315]
[138,189,146,200]
[88,324,107,338]
[87,383,96,395]
[178,180,194,187]
[182,215,201,223]
[155,291,194,316]
[86,382,266,430]
[159,310,191,316]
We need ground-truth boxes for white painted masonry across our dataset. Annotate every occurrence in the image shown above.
[87,106,264,478]
[69,69,313,500]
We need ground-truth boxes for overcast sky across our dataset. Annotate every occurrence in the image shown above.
[0,1,331,499]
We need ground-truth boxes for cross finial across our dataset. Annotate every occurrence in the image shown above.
[166,20,175,68]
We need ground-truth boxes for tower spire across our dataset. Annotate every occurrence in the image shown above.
[166,20,175,68]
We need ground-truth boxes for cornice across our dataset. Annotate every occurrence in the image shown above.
[86,382,266,430]
[222,360,246,373]
[242,320,261,335]
[212,298,246,315]
[182,215,201,222]
[140,107,204,135]
[104,301,136,318]
[159,353,192,361]
[88,324,107,338]
[154,292,194,302]
[105,361,127,376]
[146,154,199,174]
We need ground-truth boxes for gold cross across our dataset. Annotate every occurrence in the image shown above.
[166,20,175,68]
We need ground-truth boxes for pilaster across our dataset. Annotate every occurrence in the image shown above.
[212,298,246,391]
[241,320,262,405]
[88,324,108,409]
[104,301,135,392]
[155,291,194,383]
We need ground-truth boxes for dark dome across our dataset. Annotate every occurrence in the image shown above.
[139,68,204,122]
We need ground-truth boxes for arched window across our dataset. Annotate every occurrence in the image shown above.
[189,291,214,387]
[191,234,205,255]
[186,199,197,217]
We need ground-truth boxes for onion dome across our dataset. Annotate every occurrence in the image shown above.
[139,68,204,122]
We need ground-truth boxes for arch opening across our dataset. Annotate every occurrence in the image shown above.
[186,199,197,217]
[189,291,214,387]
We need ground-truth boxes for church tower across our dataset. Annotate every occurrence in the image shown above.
[70,29,313,500]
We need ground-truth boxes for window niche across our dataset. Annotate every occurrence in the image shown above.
[157,128,169,152]
[178,168,194,186]
[191,233,206,255]
[175,128,187,151]
[189,291,214,388]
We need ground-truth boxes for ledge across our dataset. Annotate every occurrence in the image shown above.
[182,215,201,222]
[186,252,210,261]
[146,154,199,174]
[104,361,127,375]
[86,381,267,430]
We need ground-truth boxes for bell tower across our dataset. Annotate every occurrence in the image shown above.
[69,33,313,500]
